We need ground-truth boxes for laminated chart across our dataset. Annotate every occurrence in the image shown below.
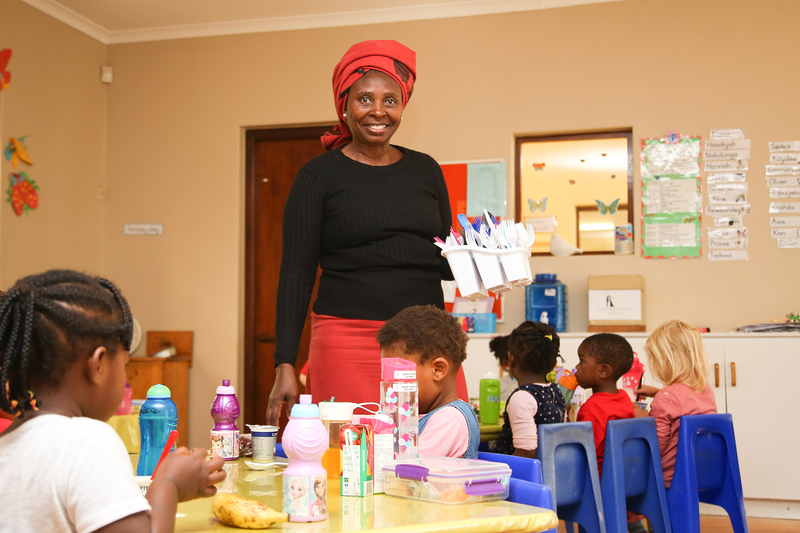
[704,129,750,261]
[640,133,702,258]
[768,141,800,249]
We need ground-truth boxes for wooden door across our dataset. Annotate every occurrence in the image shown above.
[244,127,328,432]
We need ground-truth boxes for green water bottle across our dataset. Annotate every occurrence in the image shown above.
[479,371,501,425]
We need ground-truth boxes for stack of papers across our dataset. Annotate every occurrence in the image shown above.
[737,322,800,333]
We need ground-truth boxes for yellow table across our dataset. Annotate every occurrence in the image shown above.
[170,459,557,532]
[479,424,502,443]
[109,414,140,454]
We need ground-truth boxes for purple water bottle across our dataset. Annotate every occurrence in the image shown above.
[282,394,327,522]
[210,379,240,460]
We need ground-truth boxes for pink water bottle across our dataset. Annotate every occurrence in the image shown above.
[210,379,240,460]
[622,354,646,390]
[282,394,327,522]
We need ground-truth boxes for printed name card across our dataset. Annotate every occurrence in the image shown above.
[705,205,750,215]
[767,177,800,187]
[770,153,800,164]
[705,139,750,150]
[770,202,800,213]
[713,215,743,227]
[770,216,800,227]
[770,187,800,199]
[708,250,749,261]
[703,149,751,161]
[705,160,748,172]
[771,228,799,238]
[766,164,800,176]
[769,141,800,152]
[710,129,746,140]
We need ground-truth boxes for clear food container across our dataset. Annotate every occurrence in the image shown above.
[382,457,511,505]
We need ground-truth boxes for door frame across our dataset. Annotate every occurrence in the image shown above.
[243,125,330,425]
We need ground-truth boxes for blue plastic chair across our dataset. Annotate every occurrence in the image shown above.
[508,477,556,510]
[601,418,672,533]
[537,422,606,533]
[665,414,749,533]
[478,451,544,484]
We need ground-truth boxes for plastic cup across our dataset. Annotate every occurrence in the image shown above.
[471,247,511,292]
[442,248,489,301]
[498,248,532,286]
[246,425,278,463]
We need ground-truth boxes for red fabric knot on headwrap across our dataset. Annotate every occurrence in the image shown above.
[321,40,416,151]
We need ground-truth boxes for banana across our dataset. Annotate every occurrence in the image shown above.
[212,493,289,529]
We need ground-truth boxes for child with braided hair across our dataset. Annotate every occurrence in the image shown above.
[494,321,565,457]
[0,270,226,532]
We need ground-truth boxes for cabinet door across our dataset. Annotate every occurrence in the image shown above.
[703,338,727,413]
[723,337,800,500]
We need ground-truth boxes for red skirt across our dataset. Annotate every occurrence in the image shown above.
[306,313,469,408]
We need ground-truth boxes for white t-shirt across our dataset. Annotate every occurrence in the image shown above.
[0,414,151,533]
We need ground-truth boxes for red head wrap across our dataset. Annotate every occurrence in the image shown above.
[321,40,416,151]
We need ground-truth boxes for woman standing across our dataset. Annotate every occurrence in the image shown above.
[267,40,466,424]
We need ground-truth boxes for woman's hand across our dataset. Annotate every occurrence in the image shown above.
[634,384,660,398]
[267,363,298,426]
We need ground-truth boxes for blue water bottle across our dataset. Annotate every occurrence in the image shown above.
[137,384,178,476]
[525,274,567,332]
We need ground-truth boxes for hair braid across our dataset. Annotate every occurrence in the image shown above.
[508,320,560,375]
[0,269,132,417]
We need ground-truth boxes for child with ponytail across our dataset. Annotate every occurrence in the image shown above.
[0,270,226,532]
[494,321,566,457]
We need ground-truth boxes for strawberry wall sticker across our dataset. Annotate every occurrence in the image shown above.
[7,172,39,216]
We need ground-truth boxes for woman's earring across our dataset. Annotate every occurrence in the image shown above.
[343,113,347,117]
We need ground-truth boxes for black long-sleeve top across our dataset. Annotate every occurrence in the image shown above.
[273,146,453,366]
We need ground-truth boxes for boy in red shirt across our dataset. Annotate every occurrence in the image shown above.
[573,333,635,477]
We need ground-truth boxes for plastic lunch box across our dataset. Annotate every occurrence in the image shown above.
[382,457,512,505]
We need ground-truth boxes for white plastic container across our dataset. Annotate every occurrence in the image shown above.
[441,248,488,301]
[382,457,511,505]
[470,247,512,293]
[497,248,533,286]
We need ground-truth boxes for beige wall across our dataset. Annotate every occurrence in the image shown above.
[4,0,800,447]
[0,0,107,285]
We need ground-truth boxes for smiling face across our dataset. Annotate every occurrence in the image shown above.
[291,480,305,499]
[345,70,403,150]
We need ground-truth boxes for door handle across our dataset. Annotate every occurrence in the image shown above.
[714,364,719,388]
[731,362,736,387]
[258,334,276,343]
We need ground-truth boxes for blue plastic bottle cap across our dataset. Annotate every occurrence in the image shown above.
[291,394,320,418]
[146,384,172,398]
[535,273,557,282]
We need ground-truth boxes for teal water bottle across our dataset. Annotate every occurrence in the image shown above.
[525,273,567,332]
[479,371,501,425]
[137,384,178,476]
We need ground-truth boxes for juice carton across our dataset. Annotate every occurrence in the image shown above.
[352,414,394,494]
[340,423,374,497]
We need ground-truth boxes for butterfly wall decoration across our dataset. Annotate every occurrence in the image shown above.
[532,163,546,171]
[0,49,11,92]
[528,198,547,213]
[596,198,620,215]
[569,180,576,185]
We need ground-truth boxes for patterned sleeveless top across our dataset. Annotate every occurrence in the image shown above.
[494,383,565,455]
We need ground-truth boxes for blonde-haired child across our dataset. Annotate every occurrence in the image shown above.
[634,320,717,488]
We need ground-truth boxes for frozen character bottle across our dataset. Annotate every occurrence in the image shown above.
[137,384,178,476]
[210,379,240,460]
[282,394,327,522]
[380,358,419,460]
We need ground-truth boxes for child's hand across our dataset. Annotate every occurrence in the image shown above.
[153,447,227,502]
[634,384,660,398]
[631,402,649,418]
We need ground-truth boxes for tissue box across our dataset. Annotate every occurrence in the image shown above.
[588,275,645,330]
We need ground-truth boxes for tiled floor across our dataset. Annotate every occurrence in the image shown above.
[555,516,800,532]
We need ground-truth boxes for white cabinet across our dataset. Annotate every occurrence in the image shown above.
[706,336,800,502]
